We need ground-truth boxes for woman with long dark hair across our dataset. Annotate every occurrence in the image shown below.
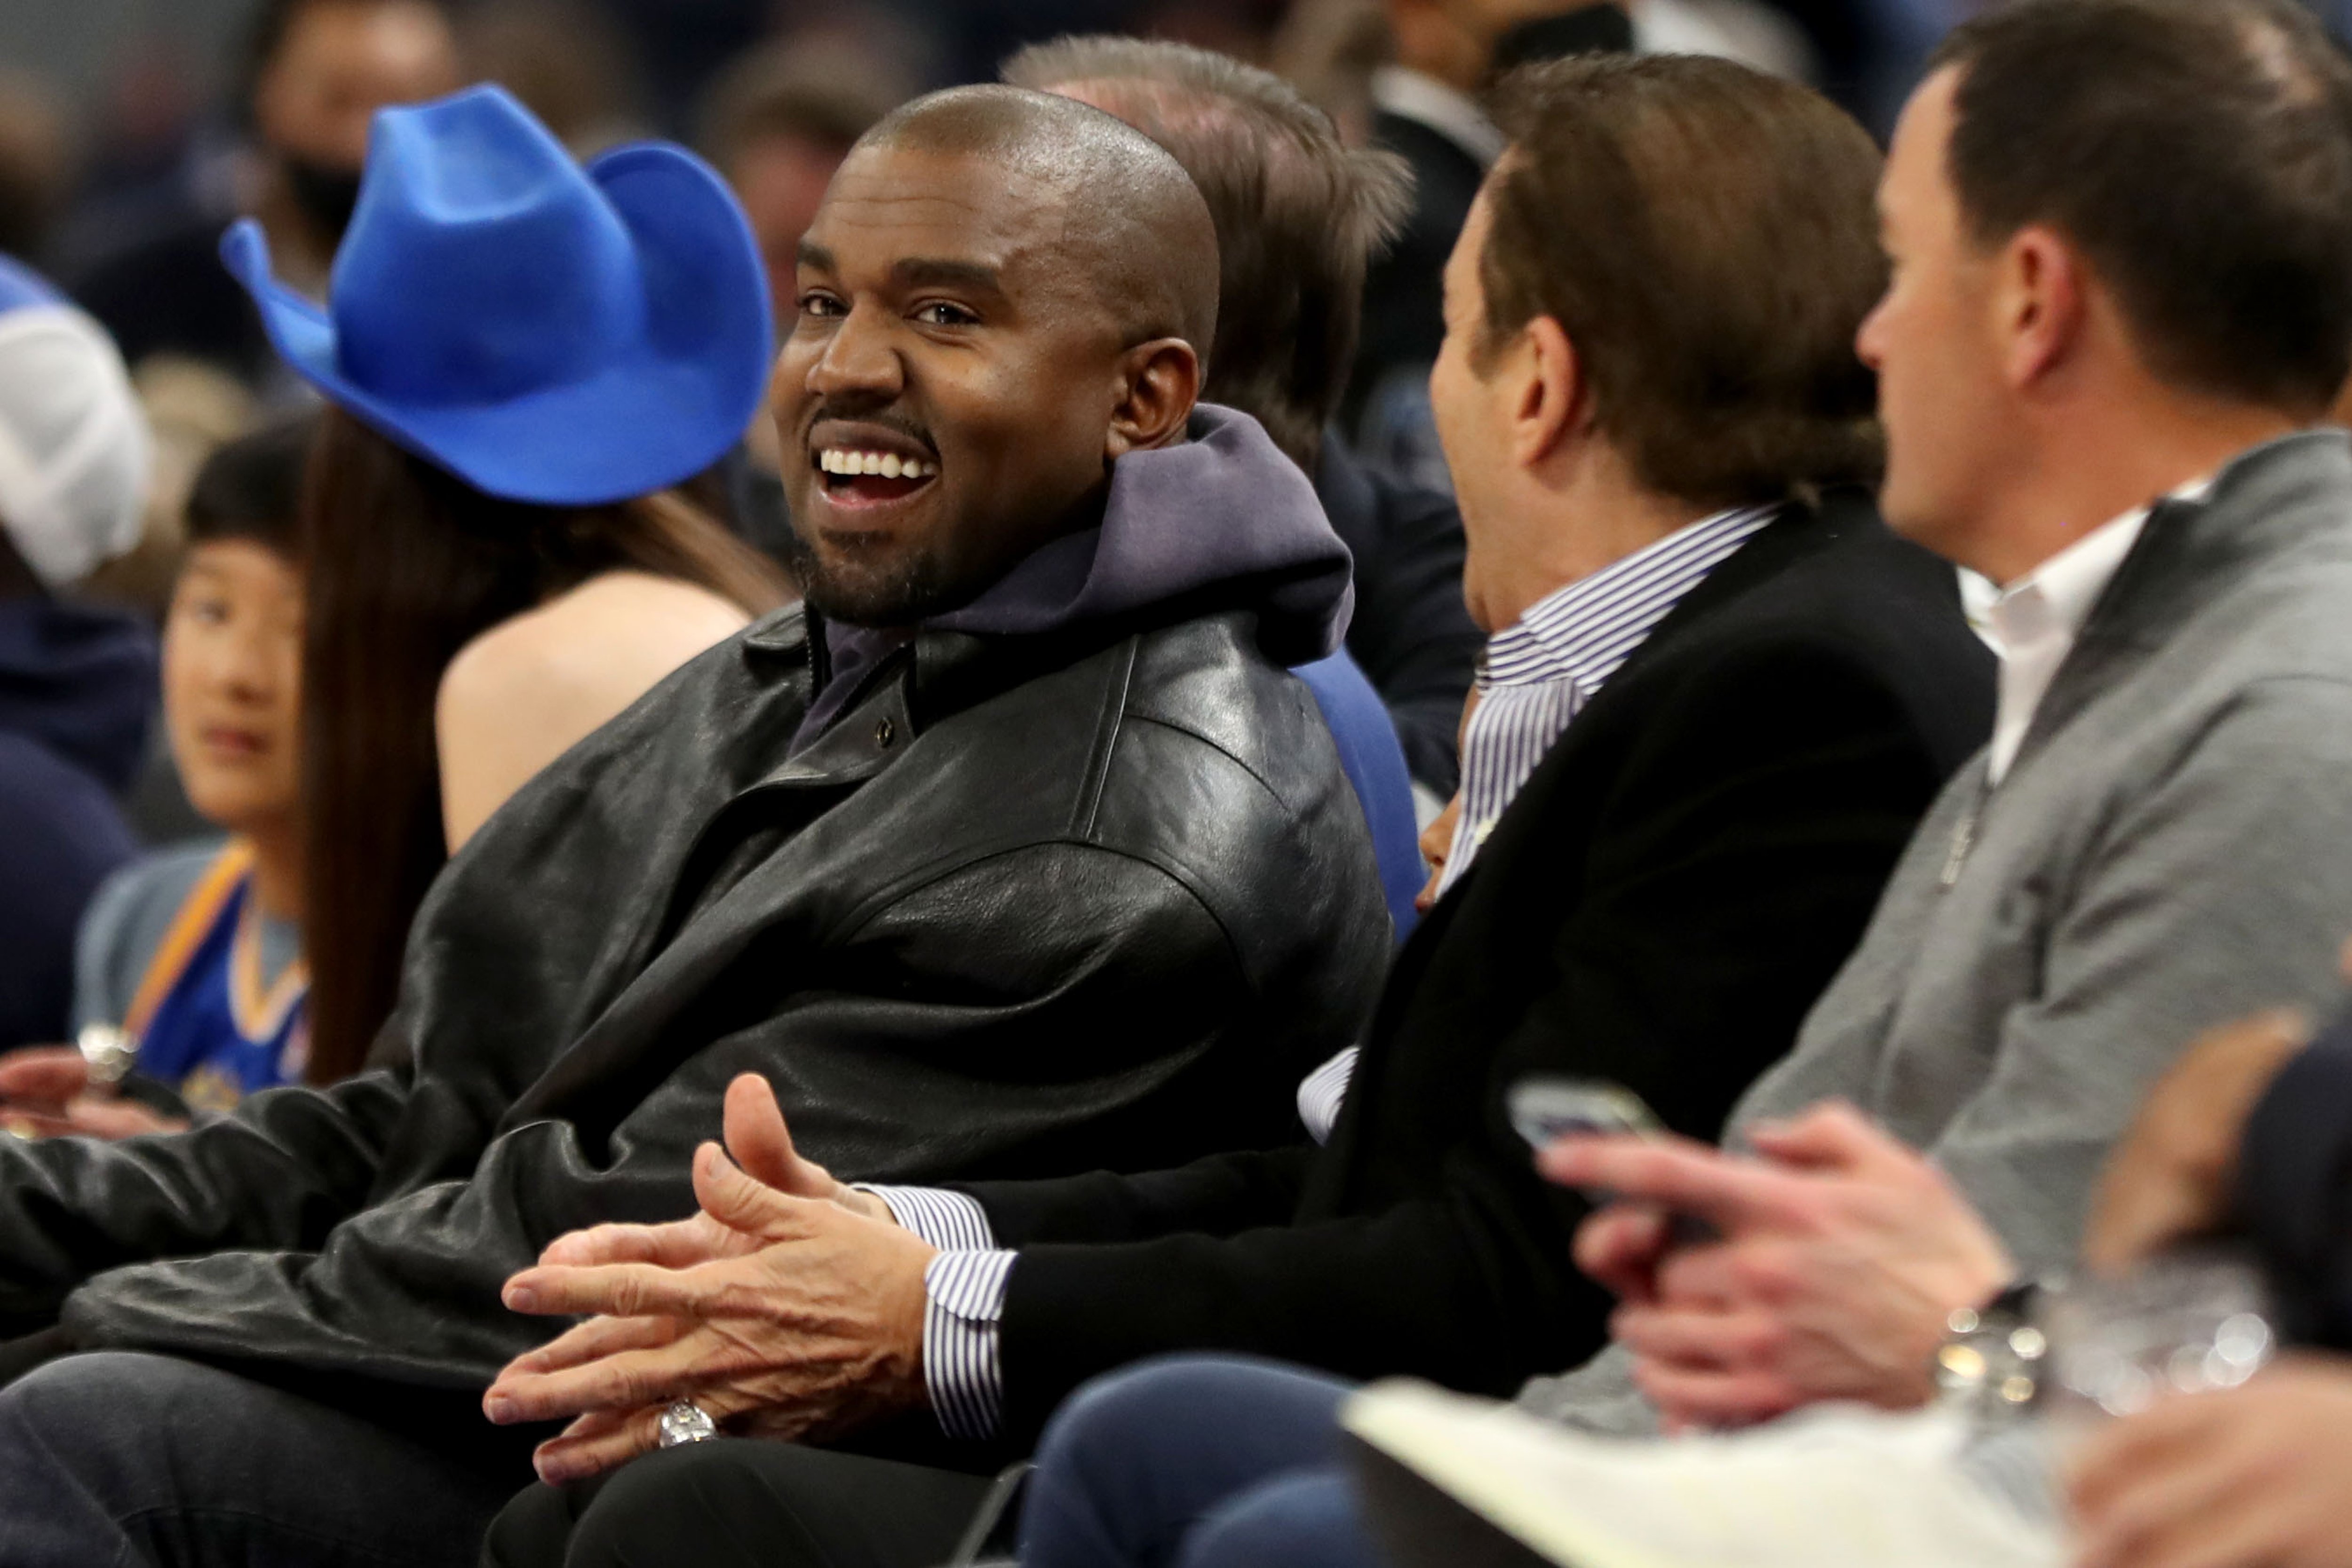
[298,413,785,1084]
[230,83,789,1082]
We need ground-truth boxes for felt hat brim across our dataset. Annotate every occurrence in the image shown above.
[222,142,773,508]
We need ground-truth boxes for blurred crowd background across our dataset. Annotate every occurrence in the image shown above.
[0,0,1988,615]
[4,0,2345,846]
[0,0,1978,575]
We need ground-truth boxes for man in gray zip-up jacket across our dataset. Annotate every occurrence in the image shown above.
[1531,428,2352,1426]
[1524,0,2352,1436]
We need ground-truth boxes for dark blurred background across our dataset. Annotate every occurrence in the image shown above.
[7,0,2344,608]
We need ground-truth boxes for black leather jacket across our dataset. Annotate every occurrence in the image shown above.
[0,599,1390,1391]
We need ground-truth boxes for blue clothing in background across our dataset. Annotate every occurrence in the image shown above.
[0,594,155,1048]
[1296,650,1424,940]
[128,846,307,1109]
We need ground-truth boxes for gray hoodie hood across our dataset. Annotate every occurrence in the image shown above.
[923,403,1354,664]
[796,406,1355,749]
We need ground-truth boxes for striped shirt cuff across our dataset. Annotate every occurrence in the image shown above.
[858,1185,996,1251]
[924,1249,1018,1441]
[1296,1046,1359,1145]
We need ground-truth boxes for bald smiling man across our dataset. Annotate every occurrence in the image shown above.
[0,87,1391,1566]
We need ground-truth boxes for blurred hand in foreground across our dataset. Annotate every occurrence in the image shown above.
[1545,1101,2011,1429]
[2070,1356,2352,1568]
[2083,1007,2314,1277]
[0,1045,187,1140]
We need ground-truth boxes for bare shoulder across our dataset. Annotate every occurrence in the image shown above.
[439,572,751,721]
[434,572,755,847]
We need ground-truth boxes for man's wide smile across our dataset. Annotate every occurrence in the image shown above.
[809,420,941,514]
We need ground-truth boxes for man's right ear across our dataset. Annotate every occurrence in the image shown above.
[1512,314,1589,469]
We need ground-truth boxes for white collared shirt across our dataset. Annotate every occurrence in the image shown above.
[1984,480,2208,784]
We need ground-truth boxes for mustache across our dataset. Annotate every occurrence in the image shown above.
[802,400,939,457]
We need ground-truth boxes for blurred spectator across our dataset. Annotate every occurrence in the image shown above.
[1350,4,1632,488]
[2066,996,2352,1568]
[0,418,314,1140]
[695,34,909,554]
[1351,2,1814,491]
[80,358,258,626]
[1128,0,1294,58]
[1005,36,1486,799]
[1273,0,1394,143]
[87,357,261,847]
[0,73,72,268]
[68,0,461,392]
[698,38,912,333]
[458,0,648,154]
[0,255,157,1051]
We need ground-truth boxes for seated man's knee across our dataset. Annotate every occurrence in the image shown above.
[0,1349,197,1436]
[1176,1471,1375,1568]
[569,1442,783,1567]
[1038,1354,1349,1491]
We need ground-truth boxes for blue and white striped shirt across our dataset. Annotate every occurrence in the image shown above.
[1435,503,1776,897]
[878,503,1777,1437]
[1299,503,1776,1142]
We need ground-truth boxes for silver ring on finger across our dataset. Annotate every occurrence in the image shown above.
[657,1399,720,1448]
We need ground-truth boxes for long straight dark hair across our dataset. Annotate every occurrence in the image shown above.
[298,409,789,1083]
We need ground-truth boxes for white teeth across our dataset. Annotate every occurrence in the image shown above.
[817,449,937,480]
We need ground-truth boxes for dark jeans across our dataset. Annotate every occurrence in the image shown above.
[483,1441,996,1568]
[0,1349,531,1567]
[1019,1355,1380,1568]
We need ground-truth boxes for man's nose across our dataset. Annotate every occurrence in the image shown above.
[805,307,905,399]
[1854,298,1888,371]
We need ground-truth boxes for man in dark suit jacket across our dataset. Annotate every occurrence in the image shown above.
[475,55,1993,1568]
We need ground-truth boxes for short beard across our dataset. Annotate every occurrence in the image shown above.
[776,522,977,628]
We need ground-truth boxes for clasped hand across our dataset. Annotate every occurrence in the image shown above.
[483,1074,936,1483]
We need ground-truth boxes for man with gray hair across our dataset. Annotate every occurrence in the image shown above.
[1004,35,1486,800]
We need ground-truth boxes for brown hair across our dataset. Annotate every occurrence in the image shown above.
[1933,0,2352,417]
[298,410,787,1082]
[1479,54,1887,508]
[1002,36,1410,473]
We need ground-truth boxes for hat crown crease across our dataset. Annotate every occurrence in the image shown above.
[330,87,647,406]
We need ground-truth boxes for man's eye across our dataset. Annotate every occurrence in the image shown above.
[799,293,846,319]
[915,302,977,328]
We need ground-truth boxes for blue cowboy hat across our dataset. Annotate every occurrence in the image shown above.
[222,84,772,507]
